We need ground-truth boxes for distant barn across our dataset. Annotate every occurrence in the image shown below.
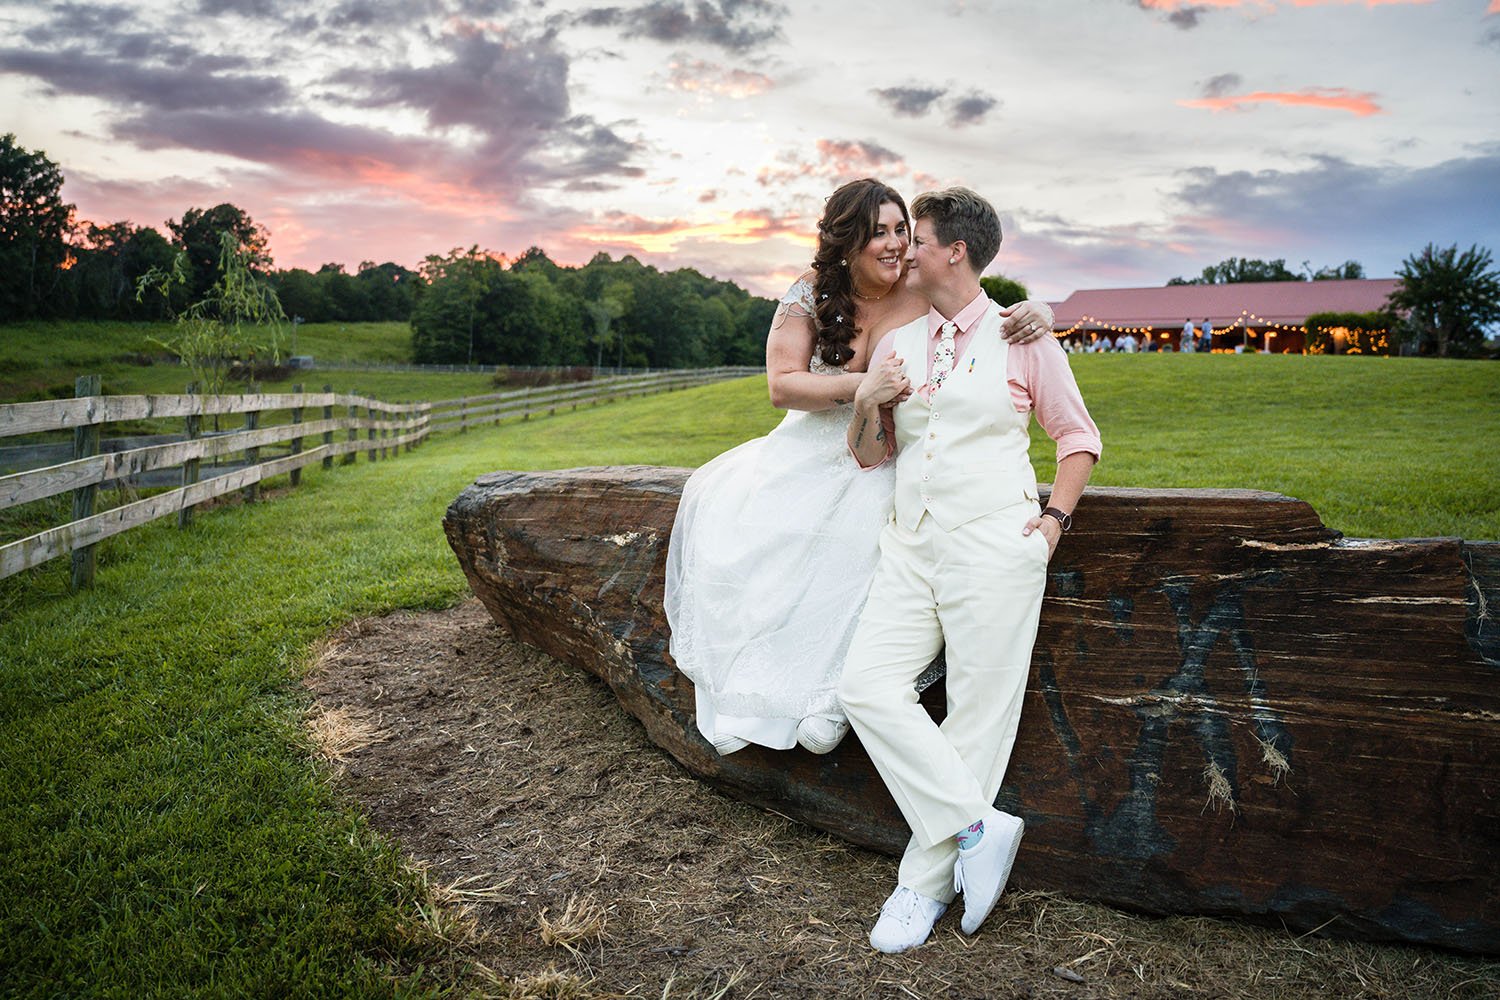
[1049,279,1400,353]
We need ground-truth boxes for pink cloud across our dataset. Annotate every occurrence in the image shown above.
[1178,87,1383,116]
[666,58,774,99]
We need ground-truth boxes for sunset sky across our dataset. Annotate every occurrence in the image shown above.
[2,0,1497,300]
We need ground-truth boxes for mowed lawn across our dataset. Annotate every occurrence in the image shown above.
[0,320,495,406]
[1,355,1496,996]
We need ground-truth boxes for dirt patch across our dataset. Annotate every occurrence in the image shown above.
[305,600,1498,999]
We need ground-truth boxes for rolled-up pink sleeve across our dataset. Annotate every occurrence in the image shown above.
[850,332,898,470]
[1007,338,1102,463]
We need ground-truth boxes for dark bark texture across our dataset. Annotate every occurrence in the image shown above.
[444,466,1500,954]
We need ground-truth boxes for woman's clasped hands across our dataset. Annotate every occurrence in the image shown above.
[856,353,912,410]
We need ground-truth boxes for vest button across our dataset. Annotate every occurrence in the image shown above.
[922,474,930,481]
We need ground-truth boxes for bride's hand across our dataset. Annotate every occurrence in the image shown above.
[1000,300,1055,345]
[856,354,911,409]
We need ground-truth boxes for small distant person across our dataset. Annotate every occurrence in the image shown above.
[1097,333,1114,353]
[1118,332,1138,353]
[1179,318,1196,353]
[1199,318,1213,352]
[1144,336,1159,353]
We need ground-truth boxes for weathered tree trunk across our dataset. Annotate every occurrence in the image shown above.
[443,466,1500,954]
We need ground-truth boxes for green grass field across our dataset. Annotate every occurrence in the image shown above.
[2,351,1498,995]
[0,320,494,405]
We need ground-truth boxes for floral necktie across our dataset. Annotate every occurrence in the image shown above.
[930,321,957,392]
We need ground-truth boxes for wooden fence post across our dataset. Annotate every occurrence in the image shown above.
[290,383,304,487]
[345,391,358,465]
[243,382,261,502]
[367,398,378,462]
[179,381,200,529]
[321,384,334,471]
[69,374,101,592]
[459,396,467,434]
[380,402,389,459]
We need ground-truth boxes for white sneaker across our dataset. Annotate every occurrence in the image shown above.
[709,732,749,755]
[869,886,947,953]
[795,713,849,754]
[953,808,1025,934]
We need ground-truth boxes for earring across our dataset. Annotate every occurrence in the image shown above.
[840,258,847,266]
[949,257,957,264]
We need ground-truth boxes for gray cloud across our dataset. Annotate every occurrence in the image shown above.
[1172,154,1500,263]
[872,85,947,117]
[1131,1,1205,30]
[1167,7,1203,30]
[947,91,998,127]
[110,107,433,172]
[334,28,572,134]
[1200,73,1242,98]
[870,83,996,126]
[578,0,786,52]
[196,0,295,16]
[1011,151,1500,296]
[332,26,643,185]
[0,46,289,111]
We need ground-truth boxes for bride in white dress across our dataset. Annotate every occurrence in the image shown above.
[665,178,1053,755]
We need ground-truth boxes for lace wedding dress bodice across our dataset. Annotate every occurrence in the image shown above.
[663,276,896,751]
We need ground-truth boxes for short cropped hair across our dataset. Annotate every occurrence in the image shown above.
[911,187,1002,275]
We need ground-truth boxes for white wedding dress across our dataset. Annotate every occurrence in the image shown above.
[664,279,897,752]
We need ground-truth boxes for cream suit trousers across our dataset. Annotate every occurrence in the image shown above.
[838,502,1048,903]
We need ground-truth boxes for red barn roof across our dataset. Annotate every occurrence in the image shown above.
[1050,279,1400,331]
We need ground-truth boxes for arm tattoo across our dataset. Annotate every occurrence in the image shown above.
[853,416,870,448]
[875,425,886,443]
[833,396,850,405]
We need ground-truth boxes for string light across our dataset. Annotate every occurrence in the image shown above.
[1054,308,1390,355]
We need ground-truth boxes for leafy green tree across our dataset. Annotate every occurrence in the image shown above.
[730,296,778,365]
[586,280,634,368]
[355,260,418,320]
[167,203,271,301]
[980,274,1029,306]
[70,221,179,319]
[1306,259,1365,281]
[271,268,331,324]
[412,247,502,364]
[138,231,287,400]
[1387,243,1500,358]
[1169,257,1303,285]
[0,133,75,319]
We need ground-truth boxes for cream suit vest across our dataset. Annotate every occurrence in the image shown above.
[891,304,1039,532]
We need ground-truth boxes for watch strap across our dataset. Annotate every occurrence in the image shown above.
[1040,506,1073,532]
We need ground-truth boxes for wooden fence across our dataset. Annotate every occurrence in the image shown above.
[0,366,758,589]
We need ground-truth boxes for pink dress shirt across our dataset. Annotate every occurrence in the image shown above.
[860,290,1102,468]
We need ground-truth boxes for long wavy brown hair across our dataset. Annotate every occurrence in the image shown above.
[811,178,909,367]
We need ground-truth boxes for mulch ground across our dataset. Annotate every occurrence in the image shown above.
[304,600,1499,1000]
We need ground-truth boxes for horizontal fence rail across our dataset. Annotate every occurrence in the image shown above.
[0,365,760,588]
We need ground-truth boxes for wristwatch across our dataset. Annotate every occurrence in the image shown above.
[1040,506,1073,532]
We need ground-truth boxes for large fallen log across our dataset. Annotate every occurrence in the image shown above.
[443,466,1500,954]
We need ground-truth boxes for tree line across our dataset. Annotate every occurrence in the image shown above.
[0,133,774,368]
[4,132,1496,360]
